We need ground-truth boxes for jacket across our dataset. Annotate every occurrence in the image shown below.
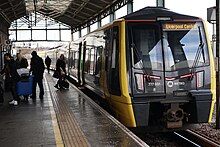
[30,55,45,80]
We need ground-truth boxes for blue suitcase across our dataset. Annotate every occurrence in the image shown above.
[16,75,33,96]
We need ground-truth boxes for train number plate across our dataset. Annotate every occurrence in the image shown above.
[173,91,188,97]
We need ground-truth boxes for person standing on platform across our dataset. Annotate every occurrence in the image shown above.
[45,56,51,74]
[16,53,28,69]
[0,53,20,105]
[30,51,45,99]
[54,54,66,89]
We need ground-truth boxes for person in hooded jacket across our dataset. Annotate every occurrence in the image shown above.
[54,54,66,89]
[30,51,45,99]
[45,56,51,73]
[0,53,20,105]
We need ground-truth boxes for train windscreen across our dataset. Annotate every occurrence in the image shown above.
[129,24,163,71]
[129,22,209,72]
[163,22,209,71]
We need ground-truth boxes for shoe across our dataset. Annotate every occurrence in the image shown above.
[60,86,65,90]
[9,100,15,105]
[54,85,59,89]
[39,95,43,99]
[14,101,18,106]
[30,95,36,99]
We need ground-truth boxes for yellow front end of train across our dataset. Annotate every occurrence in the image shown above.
[66,7,216,130]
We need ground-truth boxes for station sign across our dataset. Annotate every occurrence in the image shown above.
[207,6,216,23]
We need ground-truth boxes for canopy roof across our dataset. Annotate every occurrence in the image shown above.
[26,0,121,29]
[1,0,130,30]
[0,0,26,24]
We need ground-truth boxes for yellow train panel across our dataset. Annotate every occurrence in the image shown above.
[203,20,216,122]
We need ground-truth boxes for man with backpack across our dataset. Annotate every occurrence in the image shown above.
[30,51,45,99]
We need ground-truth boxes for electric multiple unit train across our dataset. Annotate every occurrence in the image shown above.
[45,7,216,130]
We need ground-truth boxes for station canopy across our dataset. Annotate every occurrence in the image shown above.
[0,0,26,23]
[1,0,123,29]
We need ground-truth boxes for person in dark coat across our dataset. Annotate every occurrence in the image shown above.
[16,53,28,69]
[54,54,66,89]
[0,53,20,105]
[30,51,45,99]
[45,56,52,73]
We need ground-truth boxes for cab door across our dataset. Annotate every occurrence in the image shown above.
[105,26,121,97]
[128,23,166,98]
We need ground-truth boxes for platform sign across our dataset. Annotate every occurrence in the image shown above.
[207,6,216,23]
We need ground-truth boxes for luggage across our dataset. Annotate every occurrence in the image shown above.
[60,79,69,89]
[16,75,33,96]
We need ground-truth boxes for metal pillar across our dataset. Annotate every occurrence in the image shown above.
[59,23,61,41]
[216,0,220,129]
[78,27,82,38]
[45,18,48,40]
[110,12,115,22]
[87,23,90,34]
[157,0,165,7]
[127,1,133,14]
[97,16,101,28]
[71,27,74,41]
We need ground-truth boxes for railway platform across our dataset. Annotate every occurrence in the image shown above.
[0,73,147,147]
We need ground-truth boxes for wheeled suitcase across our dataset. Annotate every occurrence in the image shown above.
[60,80,69,89]
[16,75,33,96]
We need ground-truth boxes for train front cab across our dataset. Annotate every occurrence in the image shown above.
[107,19,216,129]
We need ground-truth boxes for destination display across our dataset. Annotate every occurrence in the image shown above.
[163,23,195,31]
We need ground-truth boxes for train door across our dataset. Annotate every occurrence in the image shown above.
[81,41,87,85]
[77,42,83,85]
[128,23,165,97]
[105,26,121,99]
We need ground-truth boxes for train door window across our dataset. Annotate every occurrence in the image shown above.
[84,48,90,73]
[73,51,79,69]
[94,46,102,76]
[90,48,95,74]
[106,26,121,96]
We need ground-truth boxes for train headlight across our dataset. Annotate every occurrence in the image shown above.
[196,71,204,88]
[135,74,144,92]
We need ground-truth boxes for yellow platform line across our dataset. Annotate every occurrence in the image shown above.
[46,75,90,147]
[45,77,64,147]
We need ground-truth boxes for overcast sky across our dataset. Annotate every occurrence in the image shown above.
[134,0,216,36]
[78,0,216,39]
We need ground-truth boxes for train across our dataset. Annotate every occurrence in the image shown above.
[43,7,216,131]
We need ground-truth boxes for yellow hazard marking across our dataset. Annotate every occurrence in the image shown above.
[45,77,64,147]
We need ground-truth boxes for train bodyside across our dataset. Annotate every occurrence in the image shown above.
[67,7,216,130]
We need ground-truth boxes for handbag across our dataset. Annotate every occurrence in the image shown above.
[53,70,60,79]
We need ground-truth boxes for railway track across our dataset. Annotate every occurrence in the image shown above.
[75,84,220,147]
[173,129,220,147]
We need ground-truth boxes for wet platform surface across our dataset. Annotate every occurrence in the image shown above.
[0,78,57,146]
[0,73,148,147]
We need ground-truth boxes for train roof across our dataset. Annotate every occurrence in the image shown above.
[123,7,200,21]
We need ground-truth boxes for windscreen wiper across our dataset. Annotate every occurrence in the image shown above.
[130,27,151,81]
[190,26,205,80]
